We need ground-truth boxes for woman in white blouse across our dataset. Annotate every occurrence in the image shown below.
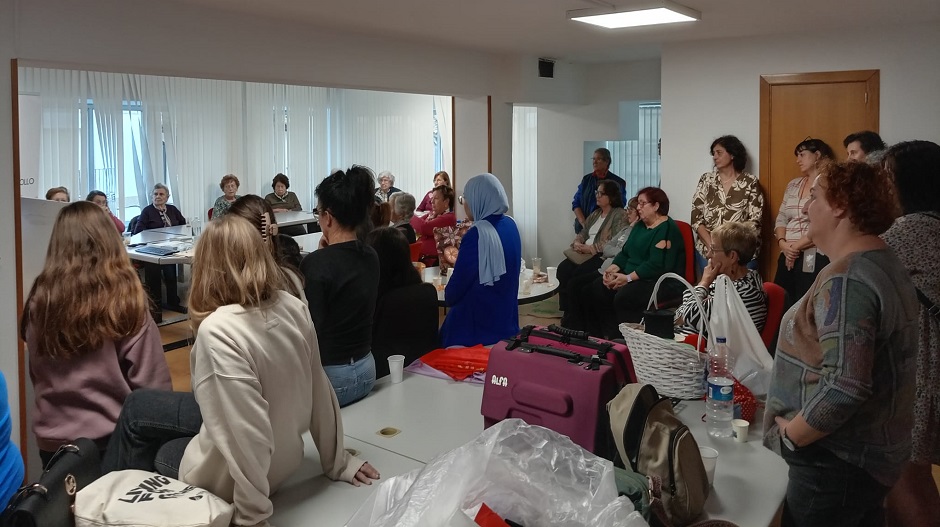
[773,138,834,310]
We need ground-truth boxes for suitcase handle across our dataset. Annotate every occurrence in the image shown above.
[518,343,589,364]
[547,324,591,341]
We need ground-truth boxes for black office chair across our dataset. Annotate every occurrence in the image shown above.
[127,215,140,234]
[372,282,440,378]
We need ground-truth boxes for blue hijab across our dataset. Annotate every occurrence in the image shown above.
[464,173,509,286]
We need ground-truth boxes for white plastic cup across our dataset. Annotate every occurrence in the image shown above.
[521,279,532,295]
[546,266,557,285]
[732,419,750,443]
[388,354,405,384]
[699,446,718,486]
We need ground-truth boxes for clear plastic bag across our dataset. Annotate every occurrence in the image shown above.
[346,419,648,527]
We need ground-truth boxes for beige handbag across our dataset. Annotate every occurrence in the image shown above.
[563,247,594,265]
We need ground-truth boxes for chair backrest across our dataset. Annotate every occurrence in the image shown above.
[409,242,422,262]
[674,220,696,284]
[372,282,440,378]
[127,215,140,234]
[207,208,213,221]
[761,282,787,352]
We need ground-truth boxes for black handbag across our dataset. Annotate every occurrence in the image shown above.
[3,438,102,527]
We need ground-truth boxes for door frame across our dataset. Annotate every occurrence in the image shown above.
[757,69,879,278]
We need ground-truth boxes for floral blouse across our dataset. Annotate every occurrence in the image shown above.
[690,171,764,256]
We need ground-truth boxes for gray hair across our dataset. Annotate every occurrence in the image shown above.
[377,170,396,185]
[390,191,415,221]
[153,183,170,196]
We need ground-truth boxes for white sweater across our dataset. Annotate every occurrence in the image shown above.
[178,291,363,526]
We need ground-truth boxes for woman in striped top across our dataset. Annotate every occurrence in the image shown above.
[773,138,834,310]
[675,221,767,338]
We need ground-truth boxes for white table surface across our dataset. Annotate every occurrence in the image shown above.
[294,232,323,254]
[675,400,788,526]
[276,210,319,228]
[270,436,422,527]
[340,373,485,464]
[147,225,192,236]
[421,266,558,305]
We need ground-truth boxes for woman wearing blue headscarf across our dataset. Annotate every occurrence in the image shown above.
[441,174,522,347]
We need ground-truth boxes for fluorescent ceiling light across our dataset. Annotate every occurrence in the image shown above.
[568,1,701,29]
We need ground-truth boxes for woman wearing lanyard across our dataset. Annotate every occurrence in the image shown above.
[773,138,834,311]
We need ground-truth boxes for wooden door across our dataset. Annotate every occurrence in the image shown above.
[758,70,879,280]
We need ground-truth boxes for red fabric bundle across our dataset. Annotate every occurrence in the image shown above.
[420,345,490,381]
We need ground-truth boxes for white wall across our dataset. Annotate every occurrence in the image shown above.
[660,22,940,224]
[1,0,23,458]
[535,60,662,264]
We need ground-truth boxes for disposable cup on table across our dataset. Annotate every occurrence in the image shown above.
[732,419,750,443]
[546,266,557,285]
[388,355,405,384]
[699,446,718,486]
[531,257,542,275]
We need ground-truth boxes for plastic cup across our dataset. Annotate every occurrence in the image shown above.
[532,257,542,275]
[521,279,532,295]
[546,266,557,285]
[388,355,405,384]
[699,446,718,486]
[732,419,750,443]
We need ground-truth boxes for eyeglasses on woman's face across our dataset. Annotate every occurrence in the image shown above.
[636,199,651,208]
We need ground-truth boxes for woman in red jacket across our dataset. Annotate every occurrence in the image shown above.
[410,184,456,266]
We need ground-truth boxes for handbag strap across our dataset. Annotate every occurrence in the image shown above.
[916,287,940,319]
[647,272,708,351]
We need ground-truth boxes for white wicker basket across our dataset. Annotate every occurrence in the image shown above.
[619,272,708,399]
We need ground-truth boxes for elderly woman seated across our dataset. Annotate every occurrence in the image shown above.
[389,192,417,243]
[674,221,768,338]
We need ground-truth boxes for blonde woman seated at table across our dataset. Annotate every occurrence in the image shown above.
[103,215,379,527]
[212,173,241,219]
[45,186,70,202]
[556,179,629,312]
[388,191,417,243]
[674,221,767,338]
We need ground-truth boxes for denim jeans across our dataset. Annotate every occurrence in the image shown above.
[323,353,376,407]
[102,390,202,479]
[781,440,890,527]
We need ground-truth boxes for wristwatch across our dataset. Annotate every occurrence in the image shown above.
[781,427,799,452]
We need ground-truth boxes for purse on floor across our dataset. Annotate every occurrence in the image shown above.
[2,438,102,527]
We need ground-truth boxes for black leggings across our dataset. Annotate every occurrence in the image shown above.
[556,255,603,311]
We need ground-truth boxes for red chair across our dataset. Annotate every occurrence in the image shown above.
[409,242,422,262]
[207,208,214,221]
[761,282,787,351]
[674,220,696,284]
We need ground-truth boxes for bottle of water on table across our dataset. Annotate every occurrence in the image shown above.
[706,336,734,438]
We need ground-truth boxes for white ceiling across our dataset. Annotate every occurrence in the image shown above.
[179,0,940,63]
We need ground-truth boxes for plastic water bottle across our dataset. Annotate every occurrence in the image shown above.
[706,337,735,438]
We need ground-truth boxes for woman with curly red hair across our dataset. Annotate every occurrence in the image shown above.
[764,161,919,526]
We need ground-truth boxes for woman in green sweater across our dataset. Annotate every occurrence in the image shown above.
[565,186,685,339]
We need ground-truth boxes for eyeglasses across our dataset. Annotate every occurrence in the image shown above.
[710,245,725,254]
[595,190,607,197]
[636,199,651,207]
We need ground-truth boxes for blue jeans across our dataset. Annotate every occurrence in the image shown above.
[102,390,202,479]
[781,440,890,527]
[323,353,376,407]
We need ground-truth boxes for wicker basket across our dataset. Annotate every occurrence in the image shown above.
[619,272,708,399]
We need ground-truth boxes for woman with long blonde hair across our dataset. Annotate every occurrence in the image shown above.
[21,201,171,466]
[104,215,378,527]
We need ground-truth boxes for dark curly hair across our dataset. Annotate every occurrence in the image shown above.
[882,140,940,215]
[710,135,748,172]
[272,173,290,189]
[794,138,835,160]
[820,161,899,236]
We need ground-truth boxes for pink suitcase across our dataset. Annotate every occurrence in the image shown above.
[481,325,635,460]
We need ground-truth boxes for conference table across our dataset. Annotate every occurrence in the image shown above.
[270,373,788,526]
[422,266,559,306]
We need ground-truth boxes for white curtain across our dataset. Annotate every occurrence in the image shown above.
[512,106,538,261]
[19,67,450,222]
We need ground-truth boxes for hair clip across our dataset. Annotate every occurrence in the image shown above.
[261,212,271,243]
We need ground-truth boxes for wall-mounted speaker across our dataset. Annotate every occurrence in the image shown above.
[538,58,555,78]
